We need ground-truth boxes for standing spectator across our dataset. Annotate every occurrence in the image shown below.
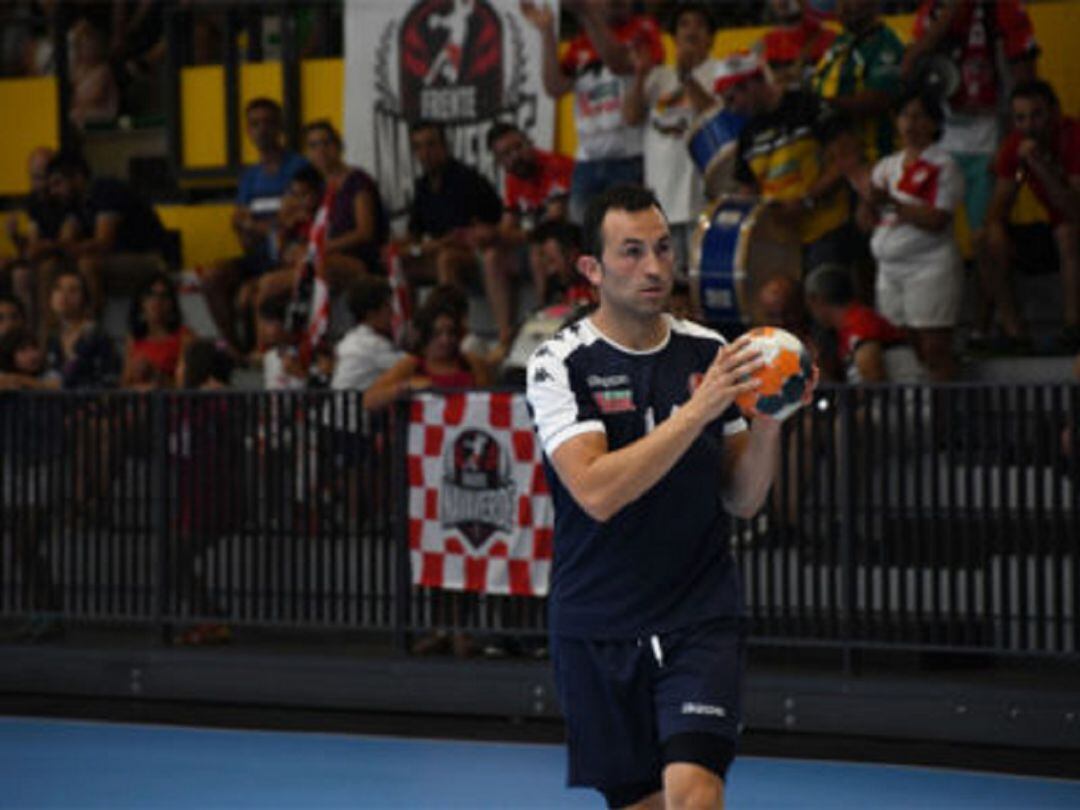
[395,121,503,292]
[812,0,905,164]
[68,17,118,130]
[521,0,663,223]
[864,90,963,381]
[204,98,308,354]
[903,0,1039,342]
[121,272,194,389]
[623,2,719,278]
[760,0,837,90]
[41,265,119,389]
[47,151,169,310]
[721,51,851,271]
[485,121,574,345]
[985,80,1080,350]
[331,276,404,392]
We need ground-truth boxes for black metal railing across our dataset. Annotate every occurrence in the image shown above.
[1,384,1077,657]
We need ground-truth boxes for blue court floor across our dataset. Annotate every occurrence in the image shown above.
[2,716,1078,809]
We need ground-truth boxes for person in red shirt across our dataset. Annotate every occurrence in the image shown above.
[760,0,837,90]
[122,272,195,389]
[986,80,1080,349]
[484,121,575,344]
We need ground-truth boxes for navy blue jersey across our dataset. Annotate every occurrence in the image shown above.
[526,315,748,640]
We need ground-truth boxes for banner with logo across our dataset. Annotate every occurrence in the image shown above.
[343,0,557,219]
[407,390,553,596]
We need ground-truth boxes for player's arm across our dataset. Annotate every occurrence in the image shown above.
[720,419,782,519]
[547,338,762,522]
[568,0,635,76]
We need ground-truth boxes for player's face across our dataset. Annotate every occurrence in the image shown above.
[1012,96,1053,143]
[586,206,674,321]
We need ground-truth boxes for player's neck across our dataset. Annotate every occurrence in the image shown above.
[590,308,668,352]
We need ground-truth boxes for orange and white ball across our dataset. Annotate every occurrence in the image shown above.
[734,327,812,421]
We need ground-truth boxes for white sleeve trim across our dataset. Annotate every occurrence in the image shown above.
[724,417,749,435]
[544,420,606,456]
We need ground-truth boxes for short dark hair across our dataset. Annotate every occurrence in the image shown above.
[409,119,446,145]
[0,292,27,320]
[805,264,855,307]
[257,292,290,322]
[347,276,392,322]
[0,328,37,373]
[181,339,233,388]
[245,97,282,119]
[486,121,522,151]
[49,265,92,311]
[128,271,182,340]
[667,2,716,35]
[45,151,91,180]
[530,219,584,254]
[896,88,945,140]
[582,185,665,258]
[290,163,325,194]
[1011,79,1059,110]
[302,119,342,148]
[413,284,467,351]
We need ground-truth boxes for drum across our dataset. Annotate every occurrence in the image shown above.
[686,105,746,193]
[688,197,802,328]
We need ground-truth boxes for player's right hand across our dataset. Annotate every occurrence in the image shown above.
[687,336,764,425]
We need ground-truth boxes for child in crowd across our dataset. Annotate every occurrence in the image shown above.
[331,276,404,392]
[257,294,306,391]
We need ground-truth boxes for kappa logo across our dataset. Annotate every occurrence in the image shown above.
[441,428,516,549]
[681,701,728,718]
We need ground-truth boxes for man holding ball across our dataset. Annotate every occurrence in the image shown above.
[526,185,817,809]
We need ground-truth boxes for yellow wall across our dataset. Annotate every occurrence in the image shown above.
[156,203,237,268]
[0,77,58,196]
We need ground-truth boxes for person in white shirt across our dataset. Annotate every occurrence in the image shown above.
[622,2,719,279]
[862,89,964,381]
[331,276,404,392]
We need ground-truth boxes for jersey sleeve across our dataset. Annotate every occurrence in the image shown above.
[526,342,605,456]
[870,155,891,191]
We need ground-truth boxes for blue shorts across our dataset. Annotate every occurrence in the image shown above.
[551,618,745,804]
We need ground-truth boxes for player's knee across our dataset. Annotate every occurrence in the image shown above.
[664,764,723,810]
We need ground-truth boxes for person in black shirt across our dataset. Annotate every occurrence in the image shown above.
[47,151,168,310]
[526,185,816,809]
[395,120,503,292]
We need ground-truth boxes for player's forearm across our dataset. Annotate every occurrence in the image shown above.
[722,419,781,519]
[539,26,572,97]
[622,73,647,125]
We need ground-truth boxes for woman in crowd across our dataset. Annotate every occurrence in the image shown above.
[42,265,118,389]
[121,272,194,389]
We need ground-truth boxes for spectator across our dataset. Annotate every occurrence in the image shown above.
[203,98,308,354]
[331,276,404,392]
[485,121,573,344]
[720,51,852,271]
[41,265,119,389]
[5,146,61,263]
[121,272,194,389]
[805,262,919,383]
[863,90,963,381]
[622,1,719,278]
[759,0,837,90]
[0,292,28,340]
[256,294,306,391]
[364,285,492,412]
[521,0,663,223]
[985,80,1080,350]
[256,121,389,321]
[812,0,905,164]
[47,151,169,310]
[68,16,119,130]
[903,0,1039,342]
[274,163,324,268]
[395,120,502,292]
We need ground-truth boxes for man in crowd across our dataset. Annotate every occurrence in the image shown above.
[204,97,308,354]
[485,121,574,345]
[5,146,61,262]
[986,80,1080,350]
[623,1,719,280]
[759,0,837,90]
[521,0,664,223]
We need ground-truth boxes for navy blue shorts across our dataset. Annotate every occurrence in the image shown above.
[551,618,746,802]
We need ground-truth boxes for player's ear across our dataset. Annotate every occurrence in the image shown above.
[577,255,602,287]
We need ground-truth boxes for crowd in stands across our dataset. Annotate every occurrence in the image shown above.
[2,0,1079,404]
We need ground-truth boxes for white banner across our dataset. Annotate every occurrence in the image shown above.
[343,0,558,221]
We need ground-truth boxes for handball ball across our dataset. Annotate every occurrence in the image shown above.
[734,327,812,421]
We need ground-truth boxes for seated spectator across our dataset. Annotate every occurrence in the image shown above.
[985,80,1080,350]
[256,294,306,391]
[623,2,718,279]
[364,285,492,411]
[68,17,118,130]
[203,98,308,354]
[331,276,404,392]
[275,164,324,268]
[0,291,28,341]
[394,121,502,296]
[861,90,962,381]
[121,272,194,389]
[47,151,169,310]
[805,263,921,384]
[5,146,61,263]
[485,121,573,344]
[753,274,842,381]
[0,327,59,390]
[256,121,389,322]
[760,0,837,90]
[41,265,119,389]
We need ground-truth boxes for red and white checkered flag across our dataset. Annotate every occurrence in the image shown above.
[407,391,553,596]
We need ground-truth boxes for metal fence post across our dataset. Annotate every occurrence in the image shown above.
[837,386,857,677]
[393,398,412,653]
[151,391,170,645]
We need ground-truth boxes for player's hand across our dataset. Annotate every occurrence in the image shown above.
[519,1,554,31]
[687,336,764,425]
